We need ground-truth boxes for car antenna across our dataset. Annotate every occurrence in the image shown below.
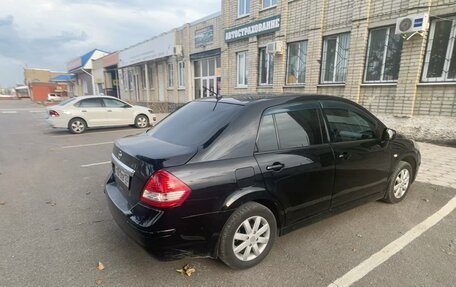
[202,86,222,111]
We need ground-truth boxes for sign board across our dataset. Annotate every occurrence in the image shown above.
[225,15,281,43]
[119,32,175,68]
[195,25,214,47]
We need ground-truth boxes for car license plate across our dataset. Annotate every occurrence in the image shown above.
[114,164,130,188]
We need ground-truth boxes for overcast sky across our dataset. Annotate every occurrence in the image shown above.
[0,0,220,87]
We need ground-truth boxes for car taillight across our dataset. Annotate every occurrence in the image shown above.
[140,170,191,208]
[49,110,59,117]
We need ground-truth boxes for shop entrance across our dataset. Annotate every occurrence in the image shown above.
[193,56,221,99]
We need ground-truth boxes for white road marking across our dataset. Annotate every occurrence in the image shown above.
[81,161,111,168]
[61,141,114,149]
[327,195,456,287]
[1,111,17,114]
[29,110,44,113]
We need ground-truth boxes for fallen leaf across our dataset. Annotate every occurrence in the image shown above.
[96,262,105,271]
[356,234,362,238]
[422,198,430,202]
[45,201,56,206]
[95,279,103,285]
[176,264,196,277]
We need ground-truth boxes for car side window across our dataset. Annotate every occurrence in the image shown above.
[78,98,103,108]
[257,115,279,152]
[103,99,127,108]
[322,101,377,142]
[256,103,323,152]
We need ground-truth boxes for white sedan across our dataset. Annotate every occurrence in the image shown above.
[46,95,157,134]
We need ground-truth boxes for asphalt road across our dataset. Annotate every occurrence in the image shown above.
[0,99,455,287]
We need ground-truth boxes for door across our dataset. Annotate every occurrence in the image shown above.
[157,64,165,102]
[102,98,134,125]
[254,102,335,226]
[320,100,391,207]
[76,98,108,126]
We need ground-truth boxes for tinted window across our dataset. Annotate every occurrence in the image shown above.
[103,98,128,108]
[256,103,323,152]
[77,98,103,108]
[275,108,322,149]
[58,97,77,106]
[147,101,243,146]
[322,101,377,142]
[257,115,278,151]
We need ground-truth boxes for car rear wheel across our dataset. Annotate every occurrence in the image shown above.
[218,202,277,269]
[383,161,413,203]
[135,114,149,128]
[68,118,87,134]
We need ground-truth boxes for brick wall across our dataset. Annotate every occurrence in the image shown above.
[221,0,456,117]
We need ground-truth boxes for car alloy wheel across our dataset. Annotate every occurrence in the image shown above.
[232,216,270,261]
[135,115,148,128]
[393,168,410,199]
[69,118,86,134]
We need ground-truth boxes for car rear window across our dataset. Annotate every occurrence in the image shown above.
[147,101,243,146]
[58,98,77,106]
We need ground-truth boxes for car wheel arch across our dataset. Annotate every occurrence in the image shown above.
[221,188,284,231]
[394,154,417,182]
[69,117,88,127]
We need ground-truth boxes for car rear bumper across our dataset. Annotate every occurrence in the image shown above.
[104,175,230,258]
[46,117,68,128]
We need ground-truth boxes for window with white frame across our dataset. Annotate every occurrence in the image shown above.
[238,0,250,17]
[262,0,277,9]
[321,33,350,83]
[365,26,403,82]
[168,63,174,88]
[141,65,147,90]
[259,47,274,85]
[423,16,456,82]
[178,61,185,88]
[286,41,308,84]
[237,51,248,86]
[147,63,154,89]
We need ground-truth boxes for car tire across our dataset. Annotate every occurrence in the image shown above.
[218,202,277,269]
[134,114,149,128]
[68,118,87,134]
[383,161,413,203]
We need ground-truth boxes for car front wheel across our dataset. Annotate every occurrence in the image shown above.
[135,114,149,128]
[384,161,413,203]
[218,202,277,269]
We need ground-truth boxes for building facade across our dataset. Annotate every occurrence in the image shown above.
[67,49,109,97]
[92,52,120,98]
[117,12,222,112]
[221,0,456,117]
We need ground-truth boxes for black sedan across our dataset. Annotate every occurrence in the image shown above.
[105,94,421,269]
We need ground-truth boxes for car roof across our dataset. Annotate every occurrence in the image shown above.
[72,95,120,100]
[195,93,354,106]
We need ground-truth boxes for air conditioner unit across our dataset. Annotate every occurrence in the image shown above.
[266,41,284,54]
[395,13,429,35]
[174,45,183,57]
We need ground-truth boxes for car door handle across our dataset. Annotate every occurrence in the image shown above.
[81,110,87,113]
[266,162,285,171]
[336,152,351,160]
[107,110,112,112]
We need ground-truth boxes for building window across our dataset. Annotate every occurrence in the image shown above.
[237,51,248,86]
[168,63,174,88]
[259,47,274,85]
[321,33,350,83]
[262,0,277,9]
[238,0,250,17]
[286,41,307,85]
[147,63,154,89]
[140,65,147,90]
[423,16,456,82]
[178,61,185,88]
[365,26,403,83]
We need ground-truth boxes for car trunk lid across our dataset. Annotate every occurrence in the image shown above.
[111,133,197,205]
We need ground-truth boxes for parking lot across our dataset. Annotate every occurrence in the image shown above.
[0,99,455,287]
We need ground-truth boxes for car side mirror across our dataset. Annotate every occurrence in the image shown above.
[382,128,396,141]
[123,104,132,108]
